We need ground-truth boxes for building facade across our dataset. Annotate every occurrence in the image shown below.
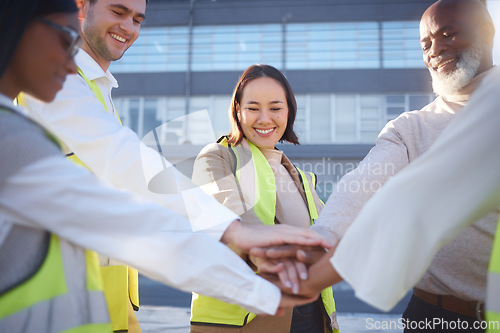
[112,0,437,199]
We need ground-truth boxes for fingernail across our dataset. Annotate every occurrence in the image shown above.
[300,272,308,280]
[293,284,299,294]
[284,281,292,289]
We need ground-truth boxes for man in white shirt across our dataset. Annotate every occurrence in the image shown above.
[275,65,500,333]
[20,0,305,331]
[331,65,500,324]
[312,2,497,331]
[253,1,498,332]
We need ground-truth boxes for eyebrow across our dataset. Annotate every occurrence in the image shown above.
[420,25,455,42]
[110,4,146,20]
[245,100,284,105]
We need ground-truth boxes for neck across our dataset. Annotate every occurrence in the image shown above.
[0,76,19,101]
[80,42,110,72]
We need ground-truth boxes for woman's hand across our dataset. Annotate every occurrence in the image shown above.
[221,221,333,252]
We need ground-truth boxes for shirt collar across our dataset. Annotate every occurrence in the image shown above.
[441,65,496,103]
[75,49,119,88]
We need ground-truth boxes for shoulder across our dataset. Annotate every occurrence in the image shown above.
[197,142,236,164]
[0,110,61,180]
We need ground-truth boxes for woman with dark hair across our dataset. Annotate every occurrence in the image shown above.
[0,3,331,332]
[190,65,339,333]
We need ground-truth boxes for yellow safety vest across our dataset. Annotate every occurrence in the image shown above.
[0,231,112,333]
[73,68,140,332]
[191,138,338,332]
[486,217,500,333]
[19,68,140,332]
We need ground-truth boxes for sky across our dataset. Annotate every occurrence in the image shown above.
[488,0,500,64]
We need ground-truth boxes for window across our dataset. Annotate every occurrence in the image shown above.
[382,21,423,68]
[110,27,189,73]
[111,20,424,73]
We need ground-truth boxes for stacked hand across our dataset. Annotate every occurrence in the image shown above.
[250,243,343,313]
[222,221,342,315]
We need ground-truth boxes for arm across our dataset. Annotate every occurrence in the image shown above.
[311,117,410,245]
[22,76,237,240]
[0,156,280,315]
[332,68,500,311]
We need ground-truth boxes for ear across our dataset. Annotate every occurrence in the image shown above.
[479,22,496,45]
[75,0,86,20]
[236,103,241,121]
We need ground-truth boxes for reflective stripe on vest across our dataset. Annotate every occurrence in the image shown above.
[0,234,111,332]
[69,68,139,331]
[191,138,337,330]
[486,217,500,333]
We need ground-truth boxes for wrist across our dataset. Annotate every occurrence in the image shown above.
[220,220,241,245]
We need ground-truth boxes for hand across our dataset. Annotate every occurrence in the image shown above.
[275,292,319,316]
[249,255,307,295]
[221,221,333,252]
[261,246,343,297]
[249,245,328,289]
[250,244,328,266]
[260,270,320,299]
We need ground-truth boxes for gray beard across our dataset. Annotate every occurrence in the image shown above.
[429,41,482,97]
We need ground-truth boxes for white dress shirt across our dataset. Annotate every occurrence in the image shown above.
[22,50,235,239]
[332,67,500,311]
[0,97,281,315]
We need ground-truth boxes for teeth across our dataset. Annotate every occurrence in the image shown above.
[255,128,273,134]
[111,33,126,43]
[437,58,454,69]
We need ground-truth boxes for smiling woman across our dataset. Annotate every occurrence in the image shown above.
[0,0,115,331]
[190,65,339,333]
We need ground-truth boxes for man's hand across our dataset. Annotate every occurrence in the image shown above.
[221,221,333,252]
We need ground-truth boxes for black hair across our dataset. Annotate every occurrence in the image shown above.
[0,0,78,77]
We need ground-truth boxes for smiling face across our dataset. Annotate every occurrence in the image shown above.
[2,13,79,101]
[79,0,146,70]
[237,77,289,150]
[419,0,493,96]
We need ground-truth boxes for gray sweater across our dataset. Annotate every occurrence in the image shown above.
[313,68,498,302]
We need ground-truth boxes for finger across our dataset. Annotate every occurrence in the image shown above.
[258,260,284,274]
[296,249,318,265]
[265,245,300,259]
[283,260,300,294]
[249,246,275,258]
[277,264,293,291]
[294,260,308,280]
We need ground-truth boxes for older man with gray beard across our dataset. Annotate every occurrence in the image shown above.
[309,0,497,332]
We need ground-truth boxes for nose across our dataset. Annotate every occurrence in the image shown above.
[428,39,447,58]
[258,109,272,123]
[119,17,134,34]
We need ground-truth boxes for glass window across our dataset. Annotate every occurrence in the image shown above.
[309,95,331,143]
[212,96,231,139]
[382,21,424,68]
[335,95,357,143]
[141,98,163,140]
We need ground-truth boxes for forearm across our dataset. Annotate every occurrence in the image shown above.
[0,156,282,314]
